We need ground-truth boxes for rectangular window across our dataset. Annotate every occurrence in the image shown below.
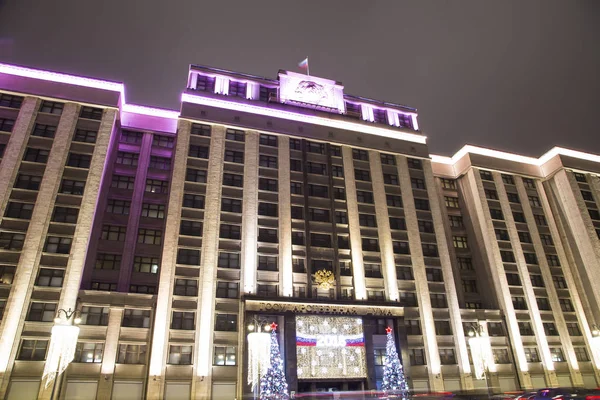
[405,320,421,335]
[23,148,49,163]
[518,231,532,243]
[523,178,536,189]
[259,133,277,147]
[183,194,205,209]
[407,158,422,170]
[524,347,540,362]
[335,211,348,224]
[457,257,473,270]
[292,232,305,245]
[528,196,541,207]
[220,224,241,240]
[495,229,509,241]
[311,233,331,248]
[453,236,468,249]
[523,252,538,265]
[400,292,418,306]
[534,214,547,226]
[223,173,243,187]
[485,189,499,200]
[111,175,135,190]
[216,281,239,298]
[35,268,64,287]
[95,253,121,270]
[14,174,42,191]
[373,108,387,124]
[225,129,245,142]
[117,344,147,364]
[149,156,171,170]
[489,208,504,220]
[101,225,127,241]
[462,279,478,293]
[228,81,246,98]
[168,345,192,365]
[40,100,63,115]
[384,174,400,186]
[422,244,438,257]
[141,203,165,219]
[513,211,526,223]
[0,232,25,250]
[493,349,511,364]
[426,267,443,282]
[221,198,242,213]
[502,174,515,185]
[308,184,328,198]
[359,213,377,227]
[4,202,34,219]
[410,348,425,365]
[79,106,102,120]
[445,196,459,208]
[133,256,160,274]
[116,151,138,167]
[0,118,14,133]
[44,236,72,254]
[258,255,278,271]
[171,311,195,330]
[553,276,567,289]
[430,293,447,308]
[331,165,344,177]
[145,179,169,194]
[530,274,544,287]
[507,192,520,203]
[479,170,493,181]
[306,141,324,154]
[447,215,463,228]
[185,168,207,183]
[519,322,534,336]
[260,155,278,169]
[213,346,237,366]
[411,178,426,190]
[380,153,396,165]
[152,134,174,148]
[66,153,92,169]
[440,178,456,189]
[73,128,98,144]
[177,249,200,265]
[506,273,521,286]
[196,74,215,92]
[17,339,48,360]
[257,284,278,297]
[546,254,560,266]
[188,145,209,159]
[364,263,382,278]
[566,323,581,336]
[393,241,410,255]
[52,206,79,223]
[174,279,198,296]
[137,228,162,245]
[386,194,403,208]
[121,130,143,144]
[581,190,594,201]
[352,149,369,161]
[559,298,574,312]
[306,161,326,175]
[258,202,278,217]
[259,178,278,192]
[574,347,590,362]
[550,347,565,362]
[540,234,553,246]
[537,297,551,311]
[512,296,527,310]
[389,217,406,230]
[106,199,130,215]
[357,191,374,204]
[191,123,211,136]
[79,306,109,326]
[414,198,430,211]
[224,150,244,163]
[434,320,452,335]
[32,123,56,138]
[439,348,456,365]
[215,314,238,331]
[0,93,23,109]
[330,145,341,157]
[27,302,57,322]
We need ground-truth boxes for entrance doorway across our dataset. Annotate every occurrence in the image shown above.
[297,380,365,394]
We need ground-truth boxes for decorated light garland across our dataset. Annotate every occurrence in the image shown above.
[381,327,409,399]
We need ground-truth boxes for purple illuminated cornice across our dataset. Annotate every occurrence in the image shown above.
[181,93,427,145]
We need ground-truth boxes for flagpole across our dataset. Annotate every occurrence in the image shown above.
[307,57,310,76]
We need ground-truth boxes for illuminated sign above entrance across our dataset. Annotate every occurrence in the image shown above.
[245,299,404,317]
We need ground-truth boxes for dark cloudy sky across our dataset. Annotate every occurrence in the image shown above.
[0,0,598,156]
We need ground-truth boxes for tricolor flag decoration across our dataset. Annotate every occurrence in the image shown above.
[298,57,309,69]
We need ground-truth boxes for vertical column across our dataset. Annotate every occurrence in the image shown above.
[0,103,81,397]
[460,169,533,389]
[538,179,600,382]
[278,137,293,297]
[96,308,125,399]
[368,150,398,301]
[147,120,190,400]
[396,155,443,391]
[551,170,600,320]
[423,161,473,390]
[493,172,557,386]
[193,126,225,399]
[341,146,366,300]
[516,177,583,386]
[117,132,153,291]
[0,97,38,218]
[241,131,259,294]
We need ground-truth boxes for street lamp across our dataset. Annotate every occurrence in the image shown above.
[43,307,81,400]
[467,322,494,398]
[590,324,600,365]
[246,315,276,399]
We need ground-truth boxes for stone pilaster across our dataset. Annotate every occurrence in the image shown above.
[341,146,366,300]
[96,308,125,399]
[0,103,80,398]
[423,160,473,390]
[396,155,443,391]
[147,120,191,400]
[278,136,293,297]
[0,97,38,219]
[241,131,259,294]
[368,150,398,301]
[192,126,225,399]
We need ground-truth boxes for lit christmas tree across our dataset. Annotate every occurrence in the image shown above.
[382,327,409,399]
[259,322,289,400]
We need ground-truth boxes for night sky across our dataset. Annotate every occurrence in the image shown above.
[0,0,598,157]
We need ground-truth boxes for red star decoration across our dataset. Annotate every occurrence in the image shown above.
[270,322,278,331]
[386,326,392,334]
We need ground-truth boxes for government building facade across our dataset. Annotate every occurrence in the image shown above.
[0,62,599,399]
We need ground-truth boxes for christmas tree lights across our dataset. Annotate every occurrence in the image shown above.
[381,327,409,399]
[259,323,289,399]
